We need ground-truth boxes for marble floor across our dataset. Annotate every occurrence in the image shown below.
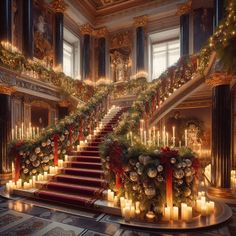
[0,194,236,236]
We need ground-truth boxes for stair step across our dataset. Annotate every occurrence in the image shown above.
[45,182,103,196]
[79,150,100,156]
[63,168,103,178]
[36,190,95,206]
[55,174,106,187]
[67,161,102,169]
[84,146,99,151]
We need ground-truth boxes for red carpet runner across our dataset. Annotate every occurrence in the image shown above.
[34,107,127,208]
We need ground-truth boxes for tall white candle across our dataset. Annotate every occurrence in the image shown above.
[144,130,147,145]
[164,206,171,220]
[172,126,175,147]
[157,131,160,146]
[166,132,169,147]
[163,126,166,146]
[185,129,188,147]
[173,206,179,220]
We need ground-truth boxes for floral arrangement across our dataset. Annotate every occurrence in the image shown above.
[9,87,111,181]
[100,136,200,217]
[0,42,95,101]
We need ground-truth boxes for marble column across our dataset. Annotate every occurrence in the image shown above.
[0,86,14,184]
[207,73,233,197]
[134,15,147,73]
[80,24,93,80]
[22,0,33,58]
[96,27,108,79]
[193,8,213,52]
[51,0,67,69]
[180,14,189,56]
[0,0,12,42]
[214,0,225,27]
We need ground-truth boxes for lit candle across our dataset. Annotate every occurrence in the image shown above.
[44,172,48,180]
[124,206,131,221]
[185,129,188,147]
[201,204,207,216]
[186,206,192,221]
[114,196,119,206]
[163,126,166,146]
[166,132,169,147]
[77,145,80,152]
[173,206,179,221]
[144,130,147,145]
[164,207,171,220]
[172,126,175,147]
[140,128,143,144]
[196,199,202,212]
[208,201,215,213]
[55,166,58,174]
[29,179,33,188]
[64,155,68,161]
[181,203,187,220]
[32,176,36,187]
[157,131,160,146]
[130,206,135,218]
[120,197,125,208]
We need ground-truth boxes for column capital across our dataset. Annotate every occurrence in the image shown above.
[176,0,192,16]
[0,85,15,95]
[94,27,108,38]
[58,100,70,107]
[206,72,234,87]
[80,24,94,35]
[133,15,148,27]
[50,0,68,13]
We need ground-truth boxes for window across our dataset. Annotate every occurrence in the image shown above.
[63,41,74,77]
[152,39,180,79]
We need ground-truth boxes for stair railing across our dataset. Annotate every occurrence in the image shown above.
[8,87,111,182]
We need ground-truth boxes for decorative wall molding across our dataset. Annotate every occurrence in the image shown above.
[94,27,109,38]
[176,0,192,16]
[79,23,94,35]
[206,72,235,87]
[0,68,61,100]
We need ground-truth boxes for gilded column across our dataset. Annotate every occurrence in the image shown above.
[177,1,191,56]
[214,0,225,27]
[96,27,108,80]
[206,73,233,197]
[0,86,15,184]
[80,24,93,80]
[51,0,67,69]
[0,0,12,42]
[22,0,33,58]
[134,15,147,73]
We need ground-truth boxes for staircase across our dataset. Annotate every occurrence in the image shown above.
[34,106,127,208]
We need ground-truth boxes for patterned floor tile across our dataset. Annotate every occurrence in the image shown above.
[0,216,51,236]
[0,210,32,233]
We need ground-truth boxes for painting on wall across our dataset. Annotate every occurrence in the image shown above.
[109,30,132,82]
[33,0,54,66]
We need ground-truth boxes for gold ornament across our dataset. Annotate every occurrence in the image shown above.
[94,27,108,38]
[50,0,68,13]
[0,85,15,95]
[133,15,148,27]
[80,24,94,35]
[206,72,234,87]
[176,0,192,16]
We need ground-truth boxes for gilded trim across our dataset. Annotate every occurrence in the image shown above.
[133,15,148,27]
[206,72,234,87]
[50,0,68,13]
[176,0,192,16]
[58,100,70,107]
[0,85,15,95]
[94,27,108,38]
[80,24,94,35]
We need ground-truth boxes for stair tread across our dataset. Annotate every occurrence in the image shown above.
[56,174,106,182]
[47,181,102,191]
[67,161,101,165]
[63,168,103,173]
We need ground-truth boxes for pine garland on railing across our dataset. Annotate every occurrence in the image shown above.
[8,86,111,181]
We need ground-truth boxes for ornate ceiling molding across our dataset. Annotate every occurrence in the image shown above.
[50,0,68,13]
[206,72,234,87]
[79,23,94,35]
[94,27,109,38]
[133,15,148,27]
[176,0,192,16]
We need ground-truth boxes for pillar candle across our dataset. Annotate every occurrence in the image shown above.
[166,132,169,147]
[185,129,188,147]
[64,155,68,161]
[124,206,131,221]
[55,166,58,174]
[181,203,187,220]
[130,206,135,218]
[44,172,48,180]
[157,131,160,146]
[164,206,171,220]
[173,206,179,220]
[196,199,202,212]
[120,197,125,208]
[144,130,147,145]
[29,179,33,188]
[187,206,192,221]
[208,201,215,213]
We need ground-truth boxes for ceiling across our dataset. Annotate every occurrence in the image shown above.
[88,0,129,9]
